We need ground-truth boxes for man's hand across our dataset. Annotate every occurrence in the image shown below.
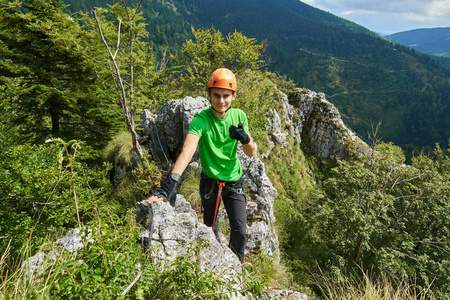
[229,122,250,144]
[147,195,163,204]
[147,173,180,204]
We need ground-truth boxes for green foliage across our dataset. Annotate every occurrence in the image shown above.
[178,169,202,213]
[0,0,123,152]
[103,131,163,207]
[172,27,289,147]
[0,138,113,259]
[104,131,137,171]
[135,241,258,299]
[2,1,450,298]
[40,218,141,299]
[264,137,323,286]
[111,161,163,208]
[312,267,434,300]
[62,0,450,150]
[245,249,294,292]
[233,69,283,145]
[174,27,264,95]
[285,142,450,298]
[1,217,267,299]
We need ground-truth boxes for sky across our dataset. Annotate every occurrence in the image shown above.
[301,0,450,35]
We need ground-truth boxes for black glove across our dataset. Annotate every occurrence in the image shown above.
[152,173,180,204]
[229,123,250,144]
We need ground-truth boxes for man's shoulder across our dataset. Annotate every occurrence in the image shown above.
[192,108,211,122]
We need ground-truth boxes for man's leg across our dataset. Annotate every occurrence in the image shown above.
[223,186,247,263]
[200,174,220,241]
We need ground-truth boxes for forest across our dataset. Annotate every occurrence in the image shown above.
[63,0,450,153]
[1,0,450,299]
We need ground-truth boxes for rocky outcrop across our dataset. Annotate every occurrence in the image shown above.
[266,88,368,162]
[140,96,208,168]
[136,195,241,272]
[24,89,370,300]
[23,228,92,276]
[133,90,369,299]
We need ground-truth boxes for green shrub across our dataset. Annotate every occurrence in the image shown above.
[0,138,112,259]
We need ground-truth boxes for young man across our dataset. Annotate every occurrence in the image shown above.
[147,68,256,262]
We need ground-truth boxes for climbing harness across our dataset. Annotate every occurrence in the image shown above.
[201,178,244,232]
[212,180,226,231]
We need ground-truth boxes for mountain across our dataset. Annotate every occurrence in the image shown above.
[385,27,450,69]
[63,0,450,150]
[385,27,450,55]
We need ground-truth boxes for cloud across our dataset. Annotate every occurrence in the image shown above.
[306,0,450,18]
[426,0,450,18]
[341,9,376,16]
[303,0,450,33]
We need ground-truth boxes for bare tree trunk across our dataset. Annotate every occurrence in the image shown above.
[93,1,145,162]
[353,234,364,264]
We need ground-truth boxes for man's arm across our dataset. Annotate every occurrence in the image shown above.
[147,133,200,203]
[242,134,256,157]
[172,133,200,174]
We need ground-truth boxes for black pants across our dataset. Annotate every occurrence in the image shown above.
[200,172,247,263]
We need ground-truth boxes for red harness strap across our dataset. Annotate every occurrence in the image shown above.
[212,180,226,232]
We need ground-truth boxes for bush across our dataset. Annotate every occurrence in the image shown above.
[0,138,113,259]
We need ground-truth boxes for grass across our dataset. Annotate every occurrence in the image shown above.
[310,267,435,300]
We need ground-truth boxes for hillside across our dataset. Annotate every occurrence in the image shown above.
[63,0,450,150]
[386,27,450,55]
[386,27,450,69]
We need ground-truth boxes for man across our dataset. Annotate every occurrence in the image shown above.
[147,68,256,263]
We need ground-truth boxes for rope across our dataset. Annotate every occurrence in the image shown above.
[212,180,226,232]
[154,122,169,165]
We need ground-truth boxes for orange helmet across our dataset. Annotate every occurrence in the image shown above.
[207,68,237,92]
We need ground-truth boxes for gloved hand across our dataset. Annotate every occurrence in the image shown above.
[151,173,180,202]
[229,122,250,144]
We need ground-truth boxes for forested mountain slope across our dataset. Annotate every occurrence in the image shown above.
[386,27,450,69]
[386,27,450,55]
[63,0,450,150]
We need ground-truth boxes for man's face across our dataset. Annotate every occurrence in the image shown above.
[208,87,235,114]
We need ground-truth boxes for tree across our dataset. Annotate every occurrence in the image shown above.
[57,0,168,163]
[0,0,122,150]
[90,0,147,161]
[300,142,450,297]
[174,27,265,94]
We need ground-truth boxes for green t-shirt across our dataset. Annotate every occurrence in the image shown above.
[188,107,249,182]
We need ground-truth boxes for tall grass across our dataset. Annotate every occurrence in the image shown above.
[310,267,435,300]
[0,211,269,299]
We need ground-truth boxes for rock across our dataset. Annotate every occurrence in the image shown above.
[140,97,208,167]
[139,195,242,272]
[286,89,368,161]
[239,151,279,257]
[24,228,92,275]
[269,289,308,300]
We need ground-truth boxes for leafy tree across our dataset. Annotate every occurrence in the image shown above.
[54,0,177,162]
[174,27,264,94]
[288,142,450,298]
[0,0,122,151]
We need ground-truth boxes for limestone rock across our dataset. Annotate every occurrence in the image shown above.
[24,228,92,275]
[286,89,368,161]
